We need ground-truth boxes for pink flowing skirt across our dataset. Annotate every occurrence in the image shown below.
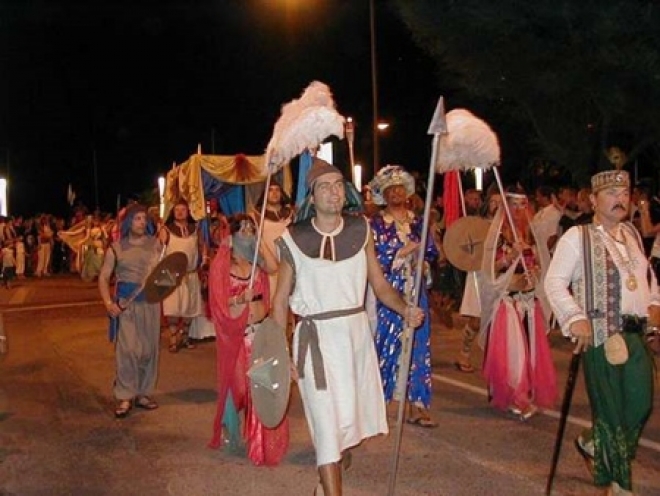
[483,297,557,411]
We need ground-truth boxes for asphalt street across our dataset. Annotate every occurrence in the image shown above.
[0,275,659,495]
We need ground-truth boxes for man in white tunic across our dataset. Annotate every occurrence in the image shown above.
[159,199,207,352]
[271,158,424,496]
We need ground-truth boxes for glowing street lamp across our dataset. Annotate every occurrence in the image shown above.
[377,122,390,131]
[0,178,7,216]
[353,164,363,192]
[317,142,334,165]
[157,176,165,219]
[474,168,483,191]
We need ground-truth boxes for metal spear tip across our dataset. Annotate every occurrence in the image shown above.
[427,96,448,135]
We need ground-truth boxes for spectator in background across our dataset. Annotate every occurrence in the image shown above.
[631,181,657,257]
[51,217,68,274]
[35,215,54,277]
[14,235,25,279]
[464,188,483,216]
[532,186,561,252]
[557,185,580,236]
[574,187,595,226]
[2,239,16,289]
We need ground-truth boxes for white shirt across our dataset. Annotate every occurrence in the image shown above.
[532,204,561,248]
[544,224,660,337]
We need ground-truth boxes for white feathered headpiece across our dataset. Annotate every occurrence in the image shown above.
[263,81,345,172]
[435,109,500,173]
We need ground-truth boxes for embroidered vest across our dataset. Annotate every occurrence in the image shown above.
[572,224,621,347]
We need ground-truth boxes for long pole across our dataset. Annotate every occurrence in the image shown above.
[248,166,274,289]
[546,352,581,495]
[345,118,356,182]
[369,0,379,177]
[387,97,447,496]
[492,167,530,274]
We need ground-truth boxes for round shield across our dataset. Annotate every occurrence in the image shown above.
[443,216,491,271]
[144,252,188,303]
[247,317,291,429]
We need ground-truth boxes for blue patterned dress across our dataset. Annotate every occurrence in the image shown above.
[370,211,438,408]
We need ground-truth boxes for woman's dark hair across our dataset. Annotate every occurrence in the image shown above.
[227,213,255,235]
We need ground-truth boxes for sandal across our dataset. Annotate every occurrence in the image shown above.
[134,396,158,410]
[406,416,439,428]
[168,333,180,353]
[574,435,595,477]
[114,399,132,419]
[454,361,474,373]
[509,404,537,421]
[406,406,438,428]
[180,335,196,350]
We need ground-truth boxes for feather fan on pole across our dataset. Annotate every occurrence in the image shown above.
[435,109,500,173]
[263,81,346,173]
[437,109,500,228]
[250,81,345,287]
[437,108,529,275]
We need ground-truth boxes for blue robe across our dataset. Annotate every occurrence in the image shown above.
[370,212,437,408]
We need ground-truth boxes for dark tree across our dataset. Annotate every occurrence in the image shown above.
[392,0,660,184]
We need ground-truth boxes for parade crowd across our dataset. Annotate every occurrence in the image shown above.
[10,158,657,495]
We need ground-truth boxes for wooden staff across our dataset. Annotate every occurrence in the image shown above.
[546,352,581,495]
[387,97,447,496]
[345,117,356,174]
[492,166,530,274]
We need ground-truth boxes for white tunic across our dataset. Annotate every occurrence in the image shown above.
[261,217,290,303]
[282,223,388,466]
[459,271,481,318]
[162,228,203,318]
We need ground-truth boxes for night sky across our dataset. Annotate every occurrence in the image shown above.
[0,1,441,217]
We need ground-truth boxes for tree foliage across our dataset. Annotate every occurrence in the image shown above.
[392,0,660,184]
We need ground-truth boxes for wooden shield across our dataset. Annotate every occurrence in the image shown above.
[144,252,188,303]
[443,216,491,271]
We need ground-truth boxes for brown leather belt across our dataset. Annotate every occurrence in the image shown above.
[297,306,363,391]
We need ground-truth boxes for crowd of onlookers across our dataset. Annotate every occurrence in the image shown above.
[0,206,118,287]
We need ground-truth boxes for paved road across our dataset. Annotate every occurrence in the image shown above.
[0,276,659,495]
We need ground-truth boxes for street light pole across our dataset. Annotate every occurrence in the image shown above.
[369,0,379,178]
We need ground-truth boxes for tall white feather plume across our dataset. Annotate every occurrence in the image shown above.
[264,81,345,172]
[435,109,500,173]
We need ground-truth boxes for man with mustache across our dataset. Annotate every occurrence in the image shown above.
[368,165,438,427]
[545,170,659,495]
